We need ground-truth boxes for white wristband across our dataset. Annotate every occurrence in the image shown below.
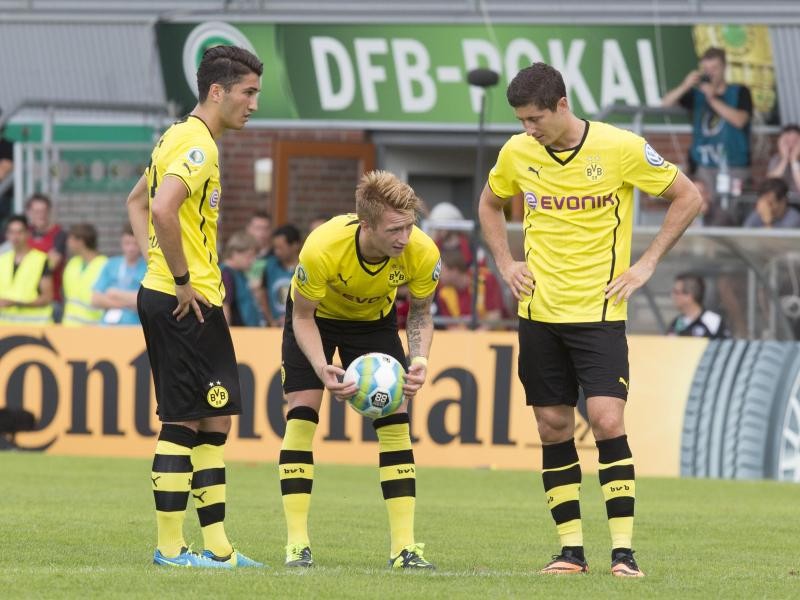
[410,356,428,368]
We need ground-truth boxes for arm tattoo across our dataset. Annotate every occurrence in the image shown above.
[406,294,433,358]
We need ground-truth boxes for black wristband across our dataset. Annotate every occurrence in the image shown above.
[173,271,190,286]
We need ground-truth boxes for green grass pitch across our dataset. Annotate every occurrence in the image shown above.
[1,453,798,598]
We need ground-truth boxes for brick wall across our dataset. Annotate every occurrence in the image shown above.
[218,128,367,240]
[52,128,781,255]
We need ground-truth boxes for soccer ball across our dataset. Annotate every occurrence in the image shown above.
[343,352,406,419]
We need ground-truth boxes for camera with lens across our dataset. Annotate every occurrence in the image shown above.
[699,74,711,84]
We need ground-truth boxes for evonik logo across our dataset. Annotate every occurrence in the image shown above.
[537,193,615,211]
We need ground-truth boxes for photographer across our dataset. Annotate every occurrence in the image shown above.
[662,47,753,202]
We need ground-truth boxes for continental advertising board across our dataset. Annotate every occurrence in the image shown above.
[0,327,715,477]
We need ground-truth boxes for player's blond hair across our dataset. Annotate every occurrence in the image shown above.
[355,170,421,228]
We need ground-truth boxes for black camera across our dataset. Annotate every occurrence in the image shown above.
[699,74,711,84]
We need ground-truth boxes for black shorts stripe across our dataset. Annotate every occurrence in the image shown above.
[373,412,410,430]
[606,496,635,519]
[379,449,415,468]
[279,450,314,465]
[154,490,190,512]
[157,425,197,448]
[542,464,582,491]
[192,467,226,489]
[380,478,416,499]
[195,431,227,446]
[280,478,313,495]
[598,464,635,486]
[286,406,320,424]
[542,439,579,469]
[197,502,225,527]
[152,454,193,473]
[596,436,633,463]
[550,499,581,525]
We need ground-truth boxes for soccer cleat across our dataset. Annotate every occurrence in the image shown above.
[389,543,435,570]
[285,544,314,568]
[540,548,589,574]
[201,548,264,568]
[611,549,644,577]
[153,547,232,568]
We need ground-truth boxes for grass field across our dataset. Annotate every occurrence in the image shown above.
[1,452,798,599]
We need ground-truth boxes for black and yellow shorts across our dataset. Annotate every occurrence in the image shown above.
[281,297,407,393]
[518,318,629,406]
[137,287,242,421]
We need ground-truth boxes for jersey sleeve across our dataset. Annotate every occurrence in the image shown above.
[407,233,441,299]
[620,131,679,197]
[292,236,330,302]
[163,136,217,197]
[487,138,522,199]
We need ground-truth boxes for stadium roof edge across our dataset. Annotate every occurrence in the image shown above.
[4,12,800,26]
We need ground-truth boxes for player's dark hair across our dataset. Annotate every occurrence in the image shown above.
[356,170,421,228]
[675,273,705,305]
[758,177,789,202]
[506,62,566,110]
[197,46,263,102]
[701,47,726,65]
[780,123,800,135]
[272,223,301,245]
[68,223,98,251]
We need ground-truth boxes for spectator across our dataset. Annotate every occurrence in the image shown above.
[62,223,107,326]
[743,178,800,229]
[662,47,752,199]
[308,214,332,234]
[434,246,506,329]
[262,223,301,327]
[0,119,13,233]
[690,177,736,227]
[221,231,263,327]
[91,224,146,325]
[766,123,800,196]
[25,194,68,313]
[0,214,53,325]
[667,273,730,338]
[245,210,272,322]
[428,201,474,266]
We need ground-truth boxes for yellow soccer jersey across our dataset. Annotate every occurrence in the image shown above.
[141,115,224,305]
[488,120,678,323]
[291,214,441,321]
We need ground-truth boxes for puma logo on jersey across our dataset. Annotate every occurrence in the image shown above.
[618,377,629,391]
[337,273,352,286]
[528,165,542,177]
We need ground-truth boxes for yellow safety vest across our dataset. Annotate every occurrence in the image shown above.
[0,248,53,325]
[62,254,108,327]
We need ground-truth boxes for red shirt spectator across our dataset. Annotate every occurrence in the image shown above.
[435,247,507,328]
[25,194,67,302]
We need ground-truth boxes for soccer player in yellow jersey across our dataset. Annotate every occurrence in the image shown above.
[479,63,702,577]
[279,170,441,569]
[126,45,263,569]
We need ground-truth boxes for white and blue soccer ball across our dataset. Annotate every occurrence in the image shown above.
[343,352,405,419]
